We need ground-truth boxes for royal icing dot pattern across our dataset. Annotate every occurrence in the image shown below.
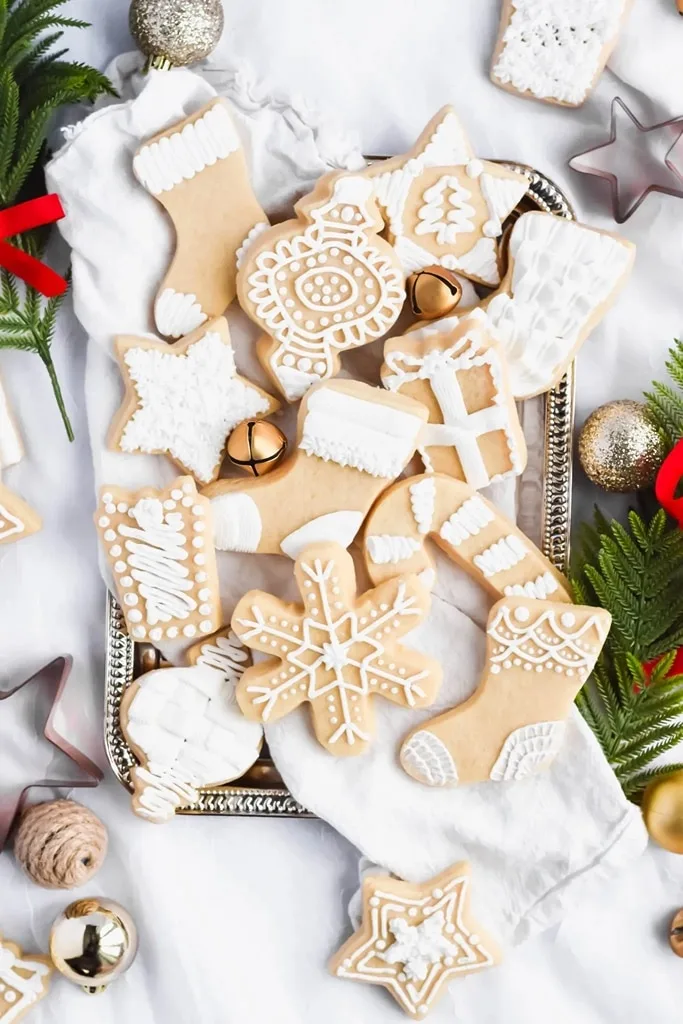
[95,477,221,642]
[329,863,500,1019]
[364,105,528,287]
[232,542,441,756]
[0,483,41,548]
[0,938,51,1024]
[237,174,405,401]
[487,602,607,680]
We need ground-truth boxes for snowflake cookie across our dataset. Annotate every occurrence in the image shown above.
[363,106,529,288]
[108,316,279,484]
[0,936,52,1023]
[329,862,500,1018]
[95,476,221,643]
[232,542,442,756]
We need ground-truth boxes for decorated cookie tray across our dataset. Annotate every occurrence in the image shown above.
[104,164,576,817]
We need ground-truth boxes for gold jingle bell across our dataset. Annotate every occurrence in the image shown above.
[641,769,683,854]
[226,420,288,477]
[49,898,138,994]
[406,266,463,320]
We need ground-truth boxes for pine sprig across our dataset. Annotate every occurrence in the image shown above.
[644,338,683,447]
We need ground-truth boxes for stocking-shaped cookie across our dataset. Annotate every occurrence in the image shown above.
[0,936,52,1022]
[477,211,634,398]
[363,106,529,287]
[0,483,41,547]
[133,98,268,339]
[204,379,428,558]
[382,309,526,487]
[236,173,405,401]
[400,596,611,786]
[232,542,442,756]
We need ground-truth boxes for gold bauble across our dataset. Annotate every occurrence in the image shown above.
[406,266,463,320]
[129,0,224,70]
[226,420,288,477]
[641,770,683,854]
[578,400,666,492]
[49,898,138,994]
[670,908,683,957]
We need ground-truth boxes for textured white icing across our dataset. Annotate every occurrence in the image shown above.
[119,331,271,483]
[0,942,50,1023]
[438,496,495,547]
[279,510,364,557]
[400,729,459,786]
[0,502,25,541]
[133,102,241,195]
[492,0,626,105]
[489,721,566,781]
[504,572,559,599]
[154,288,208,339]
[415,175,475,245]
[299,387,423,478]
[479,173,528,238]
[211,492,262,552]
[409,477,436,535]
[0,379,22,470]
[488,602,607,681]
[366,534,422,565]
[473,535,528,577]
[379,911,460,982]
[445,237,500,286]
[196,630,250,682]
[235,221,269,270]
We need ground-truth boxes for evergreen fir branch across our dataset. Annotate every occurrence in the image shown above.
[624,762,683,799]
[4,98,53,199]
[0,67,19,186]
[644,341,683,446]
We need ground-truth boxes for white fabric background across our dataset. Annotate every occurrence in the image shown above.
[1,0,683,1021]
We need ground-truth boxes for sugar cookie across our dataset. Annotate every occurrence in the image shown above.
[108,317,279,484]
[363,106,529,288]
[205,378,428,558]
[232,542,442,757]
[95,476,221,643]
[0,483,41,547]
[133,98,268,339]
[0,935,52,1022]
[401,596,611,786]
[382,309,526,487]
[236,172,405,401]
[491,0,630,108]
[363,473,570,601]
[329,862,500,1019]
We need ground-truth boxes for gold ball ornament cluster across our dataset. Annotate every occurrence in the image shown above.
[50,898,138,994]
[641,770,683,854]
[578,400,666,492]
[406,266,463,320]
[226,420,288,477]
[129,0,224,70]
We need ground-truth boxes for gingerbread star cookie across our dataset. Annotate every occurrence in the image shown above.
[0,483,41,547]
[363,106,529,287]
[0,936,52,1022]
[232,542,442,756]
[330,862,500,1018]
[108,317,279,484]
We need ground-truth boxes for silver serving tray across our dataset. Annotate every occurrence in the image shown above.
[104,164,576,817]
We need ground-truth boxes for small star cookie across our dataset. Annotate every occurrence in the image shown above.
[0,483,41,547]
[0,935,52,1022]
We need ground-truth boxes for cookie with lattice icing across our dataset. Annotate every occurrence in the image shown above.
[0,936,52,1022]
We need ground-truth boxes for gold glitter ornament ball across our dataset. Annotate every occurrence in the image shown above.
[578,399,666,493]
[130,0,224,70]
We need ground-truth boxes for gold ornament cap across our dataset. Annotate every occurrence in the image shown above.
[49,897,138,994]
[642,770,683,854]
[226,420,288,477]
[406,266,463,320]
[129,0,224,70]
[578,399,666,493]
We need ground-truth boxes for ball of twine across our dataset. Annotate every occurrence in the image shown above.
[13,800,108,890]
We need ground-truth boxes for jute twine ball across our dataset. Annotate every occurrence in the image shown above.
[13,800,108,889]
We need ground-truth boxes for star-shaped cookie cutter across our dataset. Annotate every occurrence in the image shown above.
[569,97,683,223]
[0,657,103,851]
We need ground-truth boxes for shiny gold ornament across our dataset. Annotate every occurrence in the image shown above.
[670,909,683,957]
[578,399,666,492]
[226,420,288,476]
[641,770,683,854]
[129,0,224,70]
[406,266,463,320]
[49,898,138,994]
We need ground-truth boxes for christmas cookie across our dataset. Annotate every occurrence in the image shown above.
[363,473,570,601]
[330,862,500,1018]
[401,596,611,787]
[0,483,41,547]
[491,0,630,108]
[363,106,529,288]
[205,378,428,558]
[382,309,526,487]
[0,935,52,1022]
[236,172,405,401]
[108,317,279,484]
[232,542,442,756]
[0,376,22,470]
[479,211,635,399]
[95,476,221,643]
[133,98,268,339]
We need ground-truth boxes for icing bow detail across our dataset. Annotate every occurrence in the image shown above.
[0,194,67,297]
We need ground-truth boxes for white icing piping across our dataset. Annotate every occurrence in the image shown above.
[235,221,269,270]
[439,496,495,547]
[134,762,199,821]
[504,572,559,599]
[400,729,459,786]
[473,535,528,577]
[0,948,49,1024]
[409,477,436,535]
[489,721,566,781]
[154,288,207,339]
[0,502,25,540]
[366,534,421,565]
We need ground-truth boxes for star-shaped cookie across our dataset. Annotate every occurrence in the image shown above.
[0,936,52,1022]
[330,862,500,1018]
[109,317,279,484]
[232,541,442,755]
[0,482,41,547]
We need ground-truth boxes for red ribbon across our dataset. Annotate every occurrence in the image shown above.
[655,437,683,527]
[0,194,67,297]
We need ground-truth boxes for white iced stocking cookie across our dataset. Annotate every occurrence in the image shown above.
[363,106,528,288]
[232,542,442,757]
[133,98,268,339]
[330,862,500,1019]
[0,936,52,1023]
[363,473,570,602]
[236,172,405,401]
[204,379,428,558]
[0,482,41,547]
[491,0,631,108]
[108,317,279,484]
[477,211,635,398]
[95,476,221,643]
[401,596,611,787]
[382,309,526,487]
